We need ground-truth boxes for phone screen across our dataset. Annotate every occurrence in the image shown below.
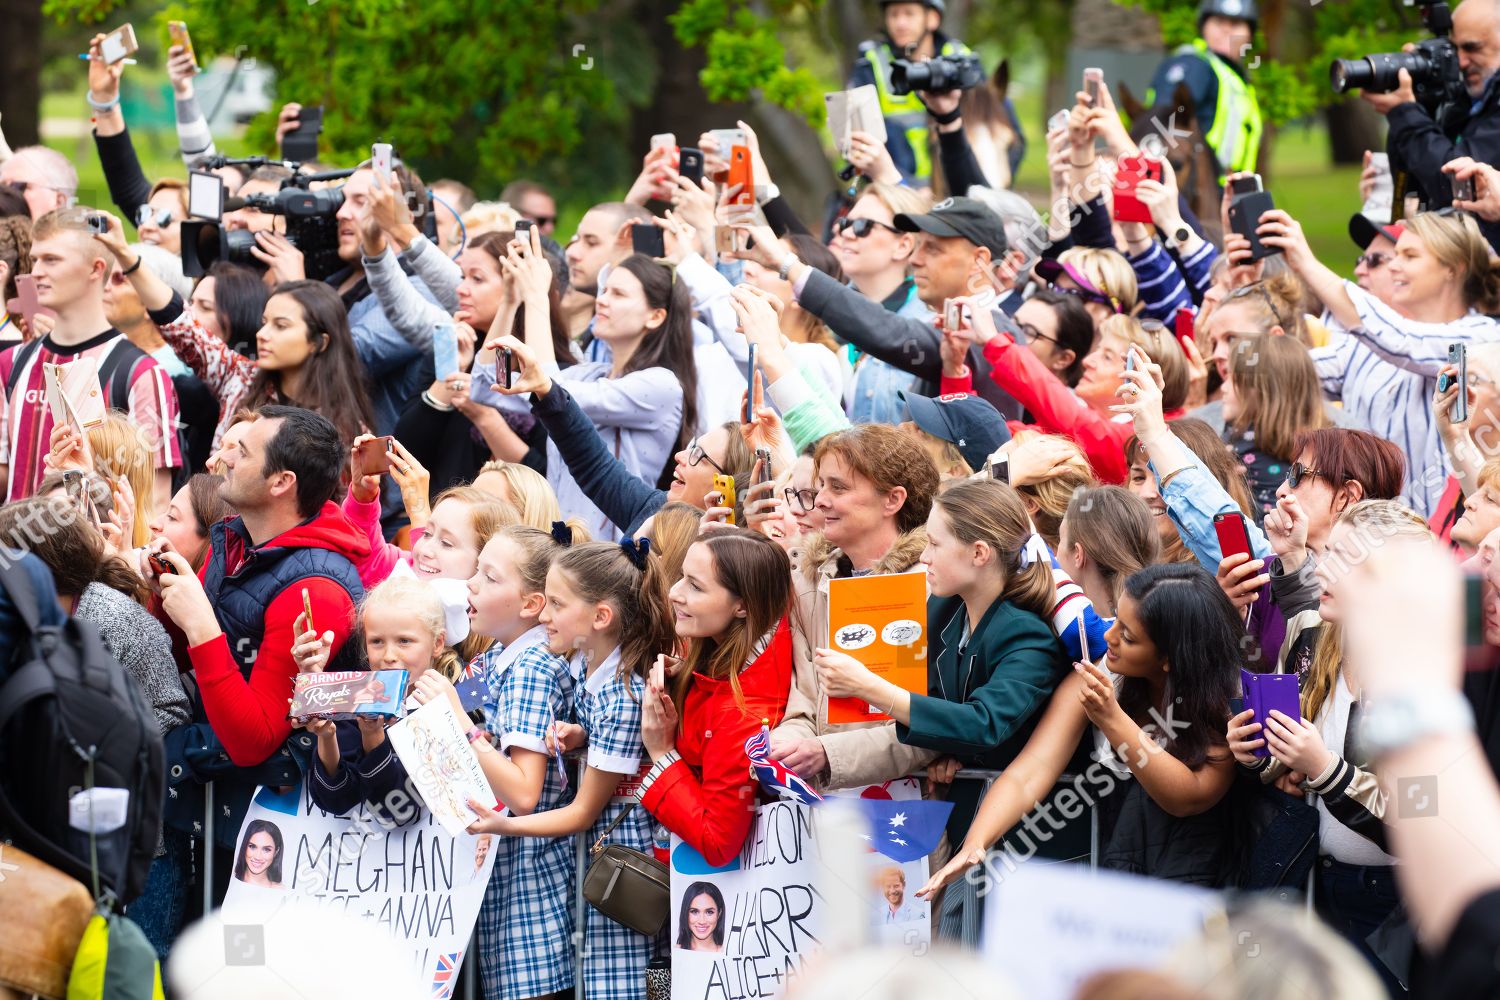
[188,170,224,221]
[744,343,759,423]
[433,322,459,381]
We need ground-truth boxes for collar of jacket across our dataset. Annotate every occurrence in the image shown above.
[933,594,1000,701]
[803,527,928,588]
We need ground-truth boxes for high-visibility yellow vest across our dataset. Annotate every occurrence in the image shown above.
[1181,38,1262,177]
[862,39,971,185]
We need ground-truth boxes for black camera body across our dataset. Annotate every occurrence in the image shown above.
[182,171,346,281]
[1330,3,1465,117]
[889,53,985,96]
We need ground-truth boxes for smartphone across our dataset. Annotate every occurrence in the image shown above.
[12,274,41,326]
[1112,155,1164,225]
[679,148,705,187]
[355,435,395,475]
[1213,512,1254,563]
[281,105,324,163]
[710,128,748,155]
[1123,346,1136,372]
[632,222,666,258]
[650,132,677,151]
[1452,173,1476,204]
[990,454,1011,484]
[752,447,773,488]
[1227,174,1281,261]
[943,298,966,332]
[371,142,393,185]
[99,24,139,65]
[712,473,737,525]
[432,322,459,381]
[1174,306,1196,344]
[715,226,739,257]
[501,348,515,390]
[1451,343,1470,422]
[147,551,174,577]
[1047,109,1070,133]
[187,170,224,221]
[514,218,533,241]
[167,20,195,65]
[744,343,759,424]
[1083,67,1104,107]
[85,214,108,235]
[727,145,755,207]
[301,587,316,636]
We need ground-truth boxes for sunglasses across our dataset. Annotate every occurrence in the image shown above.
[1284,462,1326,488]
[1046,280,1122,313]
[833,217,899,239]
[784,486,817,512]
[1355,252,1391,270]
[524,215,556,227]
[135,205,175,228]
[686,438,726,476]
[1226,282,1287,329]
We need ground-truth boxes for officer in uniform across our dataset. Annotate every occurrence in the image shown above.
[848,0,972,187]
[1144,0,1263,178]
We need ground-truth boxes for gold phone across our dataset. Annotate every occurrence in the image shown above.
[168,21,195,64]
[712,473,737,525]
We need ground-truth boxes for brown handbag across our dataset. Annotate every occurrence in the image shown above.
[581,803,670,937]
[0,844,95,999]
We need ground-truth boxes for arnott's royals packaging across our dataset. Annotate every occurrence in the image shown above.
[288,669,409,722]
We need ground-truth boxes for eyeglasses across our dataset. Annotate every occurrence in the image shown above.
[135,205,175,228]
[525,215,556,227]
[1017,321,1057,346]
[1284,463,1326,488]
[686,438,726,476]
[1226,282,1286,329]
[833,217,899,239]
[784,486,817,512]
[1355,252,1391,270]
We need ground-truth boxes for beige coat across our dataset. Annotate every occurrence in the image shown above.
[773,529,939,790]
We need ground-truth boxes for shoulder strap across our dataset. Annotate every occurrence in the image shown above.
[3,338,44,399]
[96,339,148,412]
[0,552,44,633]
[590,801,637,854]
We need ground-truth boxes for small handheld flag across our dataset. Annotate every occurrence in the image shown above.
[745,721,823,805]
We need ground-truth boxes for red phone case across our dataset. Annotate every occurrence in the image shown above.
[727,146,754,207]
[1174,307,1195,344]
[1214,513,1254,563]
[1112,155,1161,225]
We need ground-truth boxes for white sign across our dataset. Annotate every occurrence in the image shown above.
[386,696,498,836]
[222,781,496,999]
[983,862,1217,999]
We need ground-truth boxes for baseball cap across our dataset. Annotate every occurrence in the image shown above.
[894,197,1009,258]
[898,390,1011,473]
[1349,214,1405,251]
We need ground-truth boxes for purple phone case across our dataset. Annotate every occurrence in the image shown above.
[1241,668,1301,759]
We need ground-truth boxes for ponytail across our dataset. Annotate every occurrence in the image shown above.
[552,541,676,687]
[933,480,1057,626]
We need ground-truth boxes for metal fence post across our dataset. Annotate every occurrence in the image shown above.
[202,781,214,914]
[464,932,478,1000]
[574,832,587,1000]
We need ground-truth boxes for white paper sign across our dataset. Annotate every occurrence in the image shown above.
[983,862,1217,999]
[222,782,496,999]
[386,696,498,836]
[825,85,887,158]
[827,777,929,949]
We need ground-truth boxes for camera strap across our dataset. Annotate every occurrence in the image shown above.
[923,101,962,125]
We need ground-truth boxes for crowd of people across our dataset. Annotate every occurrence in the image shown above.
[5,0,1500,997]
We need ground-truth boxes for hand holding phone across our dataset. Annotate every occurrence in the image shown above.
[727,145,755,207]
[1083,68,1103,107]
[281,105,324,163]
[371,142,394,185]
[631,222,666,258]
[99,25,139,65]
[1214,512,1254,563]
[1450,343,1470,422]
[355,436,395,476]
[712,473,738,524]
[1227,174,1281,261]
[679,148,705,187]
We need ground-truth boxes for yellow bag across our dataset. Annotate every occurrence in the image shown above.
[65,913,164,1000]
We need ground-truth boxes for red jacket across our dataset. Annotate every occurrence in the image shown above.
[182,502,368,766]
[640,617,794,867]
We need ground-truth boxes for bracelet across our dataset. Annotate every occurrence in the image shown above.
[1157,464,1198,489]
[421,390,455,412]
[86,92,121,112]
[1069,158,1097,168]
[120,256,142,277]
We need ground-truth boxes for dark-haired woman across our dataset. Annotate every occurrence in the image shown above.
[232,819,284,888]
[677,882,726,952]
[148,472,230,572]
[482,245,697,540]
[188,261,268,357]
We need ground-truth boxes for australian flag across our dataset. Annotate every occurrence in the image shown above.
[745,723,823,805]
[856,797,954,863]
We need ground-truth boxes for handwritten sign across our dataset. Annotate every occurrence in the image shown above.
[386,697,498,836]
[222,781,496,999]
[826,572,928,724]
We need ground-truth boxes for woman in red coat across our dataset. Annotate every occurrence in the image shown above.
[639,529,796,867]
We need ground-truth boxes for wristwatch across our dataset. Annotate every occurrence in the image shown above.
[1359,689,1474,760]
[1165,225,1192,249]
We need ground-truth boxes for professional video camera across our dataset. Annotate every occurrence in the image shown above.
[1330,2,1465,117]
[889,52,985,96]
[180,157,351,281]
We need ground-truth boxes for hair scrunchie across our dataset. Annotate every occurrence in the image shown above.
[619,535,651,569]
[550,521,573,547]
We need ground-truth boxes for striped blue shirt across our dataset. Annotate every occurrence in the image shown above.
[1312,281,1500,517]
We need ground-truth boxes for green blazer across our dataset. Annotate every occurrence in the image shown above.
[896,593,1070,770]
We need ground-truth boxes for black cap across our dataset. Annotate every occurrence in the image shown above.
[898,390,1011,473]
[894,197,1009,258]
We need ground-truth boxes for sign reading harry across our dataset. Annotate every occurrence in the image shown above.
[221,782,495,999]
[669,800,823,1000]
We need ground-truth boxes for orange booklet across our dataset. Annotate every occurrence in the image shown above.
[826,571,928,724]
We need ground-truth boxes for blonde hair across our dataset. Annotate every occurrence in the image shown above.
[1227,333,1328,460]
[361,575,463,682]
[1480,457,1500,490]
[1103,314,1189,411]
[1404,210,1500,314]
[33,207,112,277]
[932,480,1057,622]
[642,501,705,589]
[493,523,586,594]
[148,177,189,216]
[1006,431,1096,549]
[1059,247,1139,315]
[459,201,522,241]
[430,485,519,664]
[475,461,561,529]
[88,412,153,547]
[1303,500,1430,722]
[857,181,932,220]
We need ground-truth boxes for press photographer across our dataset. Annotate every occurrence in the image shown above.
[1335,0,1500,236]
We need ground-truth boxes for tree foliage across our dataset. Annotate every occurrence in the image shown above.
[671,0,829,124]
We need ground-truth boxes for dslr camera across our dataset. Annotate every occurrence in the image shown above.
[889,53,985,96]
[181,158,347,281]
[1330,2,1465,117]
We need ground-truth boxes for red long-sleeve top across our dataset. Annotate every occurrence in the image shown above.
[640,617,794,867]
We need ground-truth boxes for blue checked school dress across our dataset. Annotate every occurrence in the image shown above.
[571,647,662,1000]
[473,625,578,1000]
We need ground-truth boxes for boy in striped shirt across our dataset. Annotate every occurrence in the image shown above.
[0,207,180,503]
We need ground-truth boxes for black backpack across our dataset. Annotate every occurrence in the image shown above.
[0,560,164,902]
